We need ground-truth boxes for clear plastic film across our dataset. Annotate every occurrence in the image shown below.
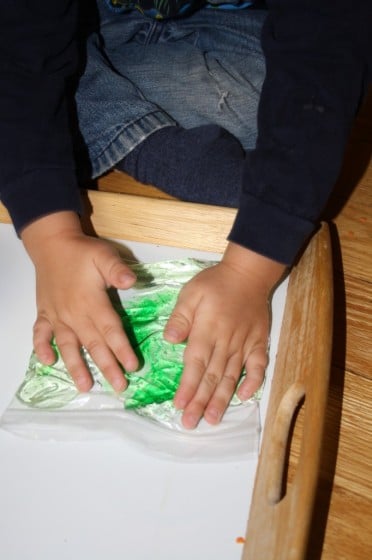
[0,259,262,461]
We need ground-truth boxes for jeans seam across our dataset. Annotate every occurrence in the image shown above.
[91,110,176,177]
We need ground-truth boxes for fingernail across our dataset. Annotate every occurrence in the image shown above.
[76,377,91,392]
[124,357,138,372]
[119,272,136,286]
[112,377,126,392]
[164,327,178,342]
[174,396,187,410]
[238,388,252,401]
[206,408,221,422]
[182,413,199,430]
[39,353,55,365]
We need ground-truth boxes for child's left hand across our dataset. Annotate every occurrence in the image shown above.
[164,242,286,429]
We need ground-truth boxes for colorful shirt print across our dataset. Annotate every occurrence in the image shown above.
[108,0,253,20]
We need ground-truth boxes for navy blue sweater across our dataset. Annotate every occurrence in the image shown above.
[0,1,370,264]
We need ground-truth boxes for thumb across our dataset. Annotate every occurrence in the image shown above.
[164,306,192,344]
[106,257,137,290]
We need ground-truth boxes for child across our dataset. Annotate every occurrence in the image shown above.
[0,0,370,428]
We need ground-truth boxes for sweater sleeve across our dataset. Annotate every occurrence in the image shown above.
[0,0,82,233]
[228,0,370,265]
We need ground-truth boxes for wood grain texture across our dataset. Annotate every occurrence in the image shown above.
[242,224,333,560]
[288,370,372,495]
[333,275,372,378]
[80,189,236,254]
[333,179,372,282]
[286,367,372,559]
[97,169,176,199]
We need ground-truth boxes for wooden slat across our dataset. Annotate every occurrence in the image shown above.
[97,170,176,199]
[80,189,236,254]
[0,188,236,256]
[242,223,333,560]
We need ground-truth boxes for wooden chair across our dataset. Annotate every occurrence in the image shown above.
[0,180,333,559]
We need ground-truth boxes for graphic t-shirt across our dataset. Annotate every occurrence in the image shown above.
[108,0,254,20]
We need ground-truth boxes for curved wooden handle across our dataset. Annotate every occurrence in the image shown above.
[266,381,306,505]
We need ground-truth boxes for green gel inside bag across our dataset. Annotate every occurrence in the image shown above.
[17,259,237,411]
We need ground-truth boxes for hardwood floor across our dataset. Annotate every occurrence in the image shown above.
[96,90,372,559]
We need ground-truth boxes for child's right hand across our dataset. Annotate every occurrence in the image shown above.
[21,211,139,392]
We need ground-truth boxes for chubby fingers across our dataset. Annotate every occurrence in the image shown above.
[33,315,94,392]
[177,349,244,429]
[173,336,268,430]
[33,295,138,393]
[165,284,265,429]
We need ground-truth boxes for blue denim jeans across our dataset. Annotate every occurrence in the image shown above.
[75,2,267,179]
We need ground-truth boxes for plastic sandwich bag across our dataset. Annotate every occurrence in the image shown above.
[0,259,262,462]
